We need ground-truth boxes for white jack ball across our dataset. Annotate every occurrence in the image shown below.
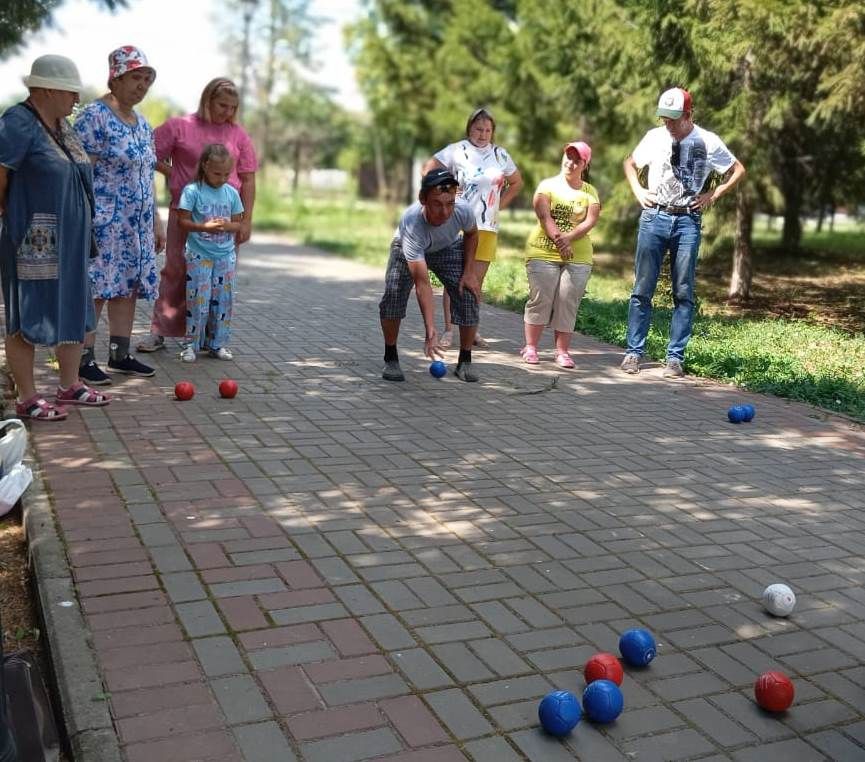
[763,583,796,617]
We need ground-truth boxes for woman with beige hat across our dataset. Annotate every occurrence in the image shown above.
[73,45,166,385]
[0,54,111,420]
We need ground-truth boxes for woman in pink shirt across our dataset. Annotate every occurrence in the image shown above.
[137,78,257,352]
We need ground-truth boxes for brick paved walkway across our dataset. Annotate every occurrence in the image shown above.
[25,236,865,760]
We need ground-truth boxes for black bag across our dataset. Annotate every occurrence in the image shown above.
[4,650,59,762]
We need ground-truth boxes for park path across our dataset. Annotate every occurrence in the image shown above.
[23,235,865,761]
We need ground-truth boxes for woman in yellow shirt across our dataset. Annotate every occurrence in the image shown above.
[522,141,600,368]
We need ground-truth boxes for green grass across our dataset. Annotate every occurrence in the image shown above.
[259,189,865,421]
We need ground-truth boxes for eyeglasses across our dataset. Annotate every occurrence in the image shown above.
[671,142,681,168]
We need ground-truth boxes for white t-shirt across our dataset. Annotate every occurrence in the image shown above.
[433,141,518,232]
[632,125,736,207]
[395,198,477,262]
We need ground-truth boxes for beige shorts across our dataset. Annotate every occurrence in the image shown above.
[524,259,592,332]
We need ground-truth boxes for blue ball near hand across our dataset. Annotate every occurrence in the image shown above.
[429,360,447,378]
[727,405,746,423]
[741,403,756,422]
[582,679,624,723]
[538,690,582,736]
[619,627,656,667]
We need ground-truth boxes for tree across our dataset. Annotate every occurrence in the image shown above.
[219,0,318,171]
[0,0,127,55]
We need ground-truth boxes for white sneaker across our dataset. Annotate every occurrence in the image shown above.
[180,345,196,363]
[210,347,233,360]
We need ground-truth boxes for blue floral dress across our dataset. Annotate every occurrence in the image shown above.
[73,100,159,300]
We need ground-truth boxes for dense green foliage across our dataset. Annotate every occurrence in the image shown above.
[347,0,865,256]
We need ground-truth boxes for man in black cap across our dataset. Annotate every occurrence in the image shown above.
[378,168,481,382]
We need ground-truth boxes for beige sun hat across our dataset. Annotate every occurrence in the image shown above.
[22,54,83,92]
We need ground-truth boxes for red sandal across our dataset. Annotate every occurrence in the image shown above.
[55,382,111,407]
[15,394,68,422]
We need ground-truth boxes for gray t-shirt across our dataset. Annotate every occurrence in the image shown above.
[394,198,476,262]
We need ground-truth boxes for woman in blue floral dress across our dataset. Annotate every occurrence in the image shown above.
[73,46,165,384]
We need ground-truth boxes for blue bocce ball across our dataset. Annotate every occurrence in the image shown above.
[727,405,746,423]
[741,403,756,422]
[538,690,582,736]
[619,627,657,667]
[582,679,624,723]
[429,360,447,378]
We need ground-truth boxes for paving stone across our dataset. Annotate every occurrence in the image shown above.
[463,736,523,762]
[287,704,386,741]
[176,600,227,637]
[360,613,417,650]
[509,728,587,762]
[211,675,272,723]
[301,728,402,762]
[469,675,552,707]
[622,728,718,761]
[162,572,207,603]
[730,737,828,761]
[317,673,411,705]
[192,636,247,677]
[673,697,757,747]
[233,721,297,762]
[425,689,493,740]
[248,640,335,671]
[391,648,454,689]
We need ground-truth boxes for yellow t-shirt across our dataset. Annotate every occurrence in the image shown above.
[525,176,600,264]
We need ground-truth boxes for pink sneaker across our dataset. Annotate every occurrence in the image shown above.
[556,353,575,369]
[521,345,539,364]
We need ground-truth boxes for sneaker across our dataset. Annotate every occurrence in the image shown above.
[382,360,405,382]
[136,334,165,353]
[78,360,112,386]
[662,358,685,378]
[180,345,197,363]
[521,345,540,365]
[556,352,575,369]
[620,353,641,374]
[454,361,478,382]
[107,354,156,377]
[210,347,233,360]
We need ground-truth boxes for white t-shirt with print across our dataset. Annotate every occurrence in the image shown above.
[433,141,517,233]
[632,124,736,207]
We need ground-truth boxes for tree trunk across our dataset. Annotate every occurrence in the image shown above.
[729,184,754,301]
[372,131,387,202]
[781,192,802,252]
[292,140,301,193]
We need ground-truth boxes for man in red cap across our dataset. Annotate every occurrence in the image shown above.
[621,87,746,378]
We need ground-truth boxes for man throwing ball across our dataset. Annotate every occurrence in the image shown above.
[379,168,481,382]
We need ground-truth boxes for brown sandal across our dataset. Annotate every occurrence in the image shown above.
[15,394,68,422]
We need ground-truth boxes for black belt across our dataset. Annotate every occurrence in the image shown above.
[655,204,697,215]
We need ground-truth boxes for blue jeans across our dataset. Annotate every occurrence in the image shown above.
[625,208,702,362]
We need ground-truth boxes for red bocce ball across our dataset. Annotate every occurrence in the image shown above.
[584,652,624,686]
[219,379,238,399]
[174,381,195,401]
[755,671,794,712]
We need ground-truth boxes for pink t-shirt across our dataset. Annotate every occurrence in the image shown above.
[154,114,258,207]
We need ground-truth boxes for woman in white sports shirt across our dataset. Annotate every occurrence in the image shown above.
[424,108,523,348]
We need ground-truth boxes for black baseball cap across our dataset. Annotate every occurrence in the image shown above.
[421,167,458,192]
